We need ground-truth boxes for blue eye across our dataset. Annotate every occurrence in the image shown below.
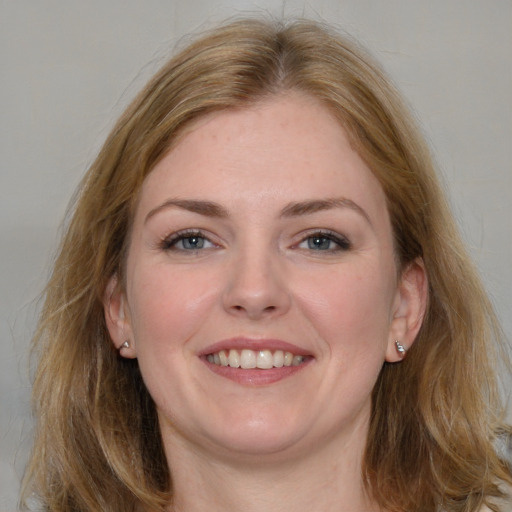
[179,235,206,250]
[298,232,351,252]
[308,236,333,250]
[162,231,214,251]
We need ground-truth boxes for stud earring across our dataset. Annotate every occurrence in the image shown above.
[121,340,130,350]
[395,340,407,358]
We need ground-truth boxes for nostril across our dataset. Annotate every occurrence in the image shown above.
[231,304,276,314]
[223,279,291,319]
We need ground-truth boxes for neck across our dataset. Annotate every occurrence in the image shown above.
[163,414,381,512]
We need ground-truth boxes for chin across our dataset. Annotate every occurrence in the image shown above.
[206,430,308,461]
[163,406,311,460]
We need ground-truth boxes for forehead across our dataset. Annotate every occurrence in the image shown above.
[135,92,388,225]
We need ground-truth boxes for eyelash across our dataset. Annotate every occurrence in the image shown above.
[159,229,351,253]
[160,230,216,252]
[296,230,351,252]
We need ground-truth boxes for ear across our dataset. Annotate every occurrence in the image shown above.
[386,258,428,362]
[104,275,137,358]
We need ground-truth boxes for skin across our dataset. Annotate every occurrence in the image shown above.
[105,92,427,512]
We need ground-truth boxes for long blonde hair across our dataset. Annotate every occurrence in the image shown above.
[22,18,511,512]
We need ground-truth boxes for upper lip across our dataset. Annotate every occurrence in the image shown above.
[198,338,312,357]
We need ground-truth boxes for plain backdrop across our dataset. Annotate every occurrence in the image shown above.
[1,1,510,509]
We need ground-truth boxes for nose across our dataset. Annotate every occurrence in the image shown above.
[222,247,291,320]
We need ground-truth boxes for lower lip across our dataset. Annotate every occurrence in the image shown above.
[201,358,312,386]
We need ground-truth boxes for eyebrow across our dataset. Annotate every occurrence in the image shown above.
[145,197,371,225]
[145,199,230,223]
[280,198,372,225]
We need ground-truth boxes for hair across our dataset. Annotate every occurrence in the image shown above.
[22,17,511,512]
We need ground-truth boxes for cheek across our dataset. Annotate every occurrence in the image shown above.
[295,261,396,352]
[127,263,219,354]
[126,264,223,418]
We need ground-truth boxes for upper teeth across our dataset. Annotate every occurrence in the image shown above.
[206,349,305,369]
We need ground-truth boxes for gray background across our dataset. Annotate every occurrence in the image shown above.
[1,1,510,510]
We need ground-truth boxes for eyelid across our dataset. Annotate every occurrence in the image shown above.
[159,229,219,251]
[293,229,351,251]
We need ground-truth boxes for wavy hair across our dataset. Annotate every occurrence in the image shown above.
[22,18,511,512]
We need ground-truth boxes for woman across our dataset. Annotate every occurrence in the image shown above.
[22,18,511,512]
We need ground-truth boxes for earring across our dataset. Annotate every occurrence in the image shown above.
[121,340,130,350]
[395,340,407,358]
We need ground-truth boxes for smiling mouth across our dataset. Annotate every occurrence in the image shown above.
[206,349,307,369]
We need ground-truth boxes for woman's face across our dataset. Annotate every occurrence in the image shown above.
[107,93,424,462]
